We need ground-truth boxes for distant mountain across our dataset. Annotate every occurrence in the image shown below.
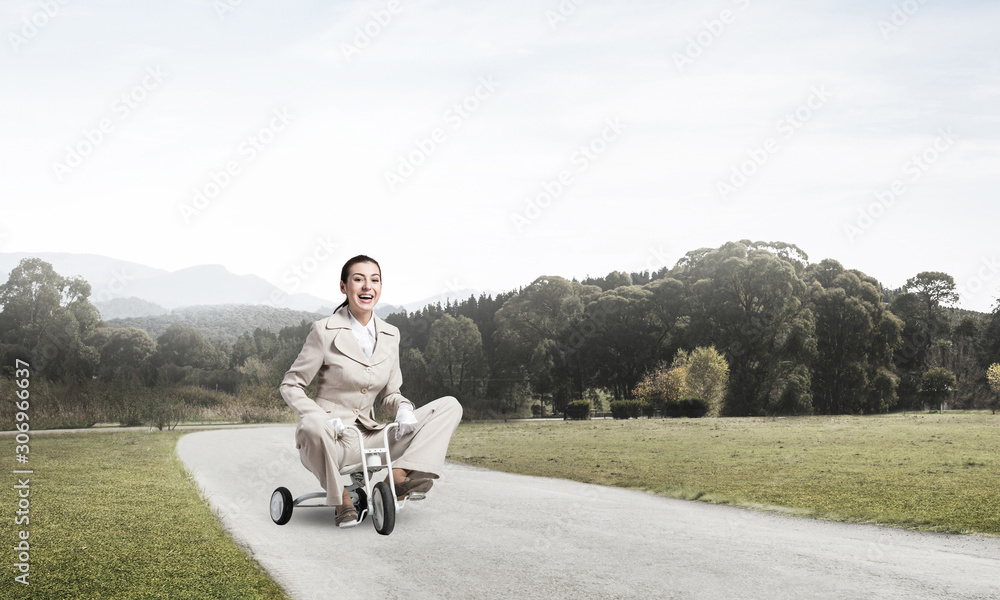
[94,297,170,320]
[0,252,337,314]
[0,252,487,320]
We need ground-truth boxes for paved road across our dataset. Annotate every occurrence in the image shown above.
[177,426,1000,600]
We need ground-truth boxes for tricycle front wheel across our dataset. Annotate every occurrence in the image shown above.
[371,481,395,535]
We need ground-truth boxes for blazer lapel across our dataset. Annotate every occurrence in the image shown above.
[326,307,397,366]
[326,308,370,366]
[369,317,395,366]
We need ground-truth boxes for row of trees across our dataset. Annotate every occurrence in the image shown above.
[387,241,1000,417]
[0,259,314,426]
[3,242,1000,425]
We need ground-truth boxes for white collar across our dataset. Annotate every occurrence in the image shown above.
[348,309,377,339]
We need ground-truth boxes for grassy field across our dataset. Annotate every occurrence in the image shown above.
[1,431,289,600]
[447,412,1000,536]
[2,413,995,597]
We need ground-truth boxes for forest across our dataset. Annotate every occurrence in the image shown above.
[2,240,999,428]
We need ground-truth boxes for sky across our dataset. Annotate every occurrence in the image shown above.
[3,0,998,312]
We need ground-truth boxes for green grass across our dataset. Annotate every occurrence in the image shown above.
[1,431,289,600]
[447,413,1000,535]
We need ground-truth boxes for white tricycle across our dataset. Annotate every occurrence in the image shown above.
[269,422,409,536]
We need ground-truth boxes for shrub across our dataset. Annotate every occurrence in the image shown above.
[921,367,956,410]
[564,400,591,420]
[678,397,709,418]
[664,397,710,418]
[531,404,542,417]
[610,400,642,419]
[663,399,682,418]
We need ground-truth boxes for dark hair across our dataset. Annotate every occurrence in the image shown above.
[336,255,381,311]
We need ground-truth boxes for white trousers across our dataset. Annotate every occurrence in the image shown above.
[294,396,463,505]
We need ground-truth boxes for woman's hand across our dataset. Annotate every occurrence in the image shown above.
[326,417,345,438]
[395,402,418,440]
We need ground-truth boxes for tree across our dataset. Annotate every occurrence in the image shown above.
[399,347,431,405]
[893,272,958,364]
[230,327,280,368]
[603,270,633,290]
[0,258,102,380]
[679,241,816,415]
[578,285,665,401]
[632,352,688,416]
[527,339,558,414]
[890,272,960,408]
[154,323,227,370]
[980,305,1000,368]
[904,271,959,311]
[494,276,601,410]
[920,367,955,411]
[987,363,1000,414]
[806,261,903,414]
[685,346,730,416]
[424,314,488,401]
[92,326,156,382]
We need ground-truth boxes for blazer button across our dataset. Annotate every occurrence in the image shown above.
[353,409,360,415]
[366,367,372,373]
[361,388,368,394]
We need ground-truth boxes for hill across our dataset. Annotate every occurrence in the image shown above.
[0,252,336,313]
[107,305,326,343]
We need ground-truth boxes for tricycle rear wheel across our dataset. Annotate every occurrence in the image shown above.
[270,487,293,525]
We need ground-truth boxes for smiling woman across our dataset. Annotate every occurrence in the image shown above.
[278,254,463,527]
[336,255,382,314]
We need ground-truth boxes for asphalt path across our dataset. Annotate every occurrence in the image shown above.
[177,426,1000,600]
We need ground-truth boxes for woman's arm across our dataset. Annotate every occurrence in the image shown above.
[279,322,328,418]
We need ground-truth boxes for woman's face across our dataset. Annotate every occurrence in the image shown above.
[340,261,381,319]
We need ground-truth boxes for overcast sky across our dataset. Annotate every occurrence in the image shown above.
[3,0,998,311]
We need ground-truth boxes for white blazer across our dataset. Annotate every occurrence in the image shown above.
[279,306,410,430]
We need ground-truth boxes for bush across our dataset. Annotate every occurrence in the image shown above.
[641,401,657,418]
[610,400,642,420]
[664,397,710,418]
[663,399,682,418]
[921,367,956,410]
[531,404,542,417]
[679,397,709,418]
[564,400,591,420]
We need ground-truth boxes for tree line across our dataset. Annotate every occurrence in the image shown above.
[2,241,1000,428]
[386,240,1000,417]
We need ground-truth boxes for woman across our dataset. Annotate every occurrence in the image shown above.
[279,255,463,527]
